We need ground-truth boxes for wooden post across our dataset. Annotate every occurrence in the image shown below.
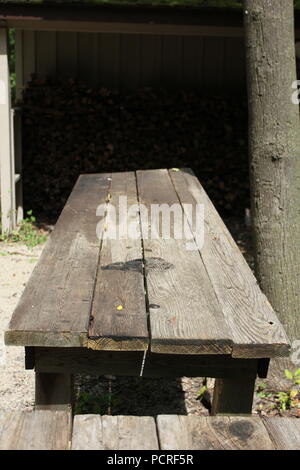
[211,371,257,416]
[35,372,74,412]
[0,25,15,233]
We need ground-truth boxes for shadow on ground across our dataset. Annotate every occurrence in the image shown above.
[74,375,210,416]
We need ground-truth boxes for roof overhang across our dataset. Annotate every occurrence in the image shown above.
[0,3,245,35]
[1,4,300,38]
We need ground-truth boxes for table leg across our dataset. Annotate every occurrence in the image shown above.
[211,373,256,416]
[35,372,74,412]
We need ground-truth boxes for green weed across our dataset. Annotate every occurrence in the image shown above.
[0,211,47,248]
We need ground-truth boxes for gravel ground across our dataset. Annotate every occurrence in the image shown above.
[0,238,211,415]
[0,244,43,411]
[1,218,299,417]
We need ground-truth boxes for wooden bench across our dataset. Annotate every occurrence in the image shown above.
[5,169,290,415]
[1,411,299,450]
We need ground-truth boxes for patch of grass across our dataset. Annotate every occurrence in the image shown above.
[275,369,300,411]
[256,370,300,415]
[75,391,121,415]
[0,210,48,248]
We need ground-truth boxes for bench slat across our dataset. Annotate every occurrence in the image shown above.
[169,169,290,358]
[5,174,111,347]
[136,169,232,354]
[156,415,275,450]
[88,172,148,351]
[262,417,300,450]
[71,415,159,450]
[0,410,71,450]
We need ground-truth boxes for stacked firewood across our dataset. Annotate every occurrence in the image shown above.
[21,77,249,220]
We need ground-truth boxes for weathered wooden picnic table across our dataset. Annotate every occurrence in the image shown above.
[5,169,290,415]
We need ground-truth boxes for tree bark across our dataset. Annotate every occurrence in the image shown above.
[244,0,300,377]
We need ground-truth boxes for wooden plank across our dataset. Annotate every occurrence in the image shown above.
[169,169,290,358]
[202,37,224,90]
[34,347,258,380]
[0,410,71,450]
[136,169,232,355]
[78,32,99,87]
[57,32,78,80]
[23,30,35,87]
[5,174,111,347]
[35,348,145,376]
[0,3,244,29]
[120,34,141,92]
[88,172,148,351]
[98,33,120,90]
[72,415,159,450]
[36,31,56,79]
[182,36,204,90]
[144,353,258,379]
[140,35,162,88]
[262,417,300,450]
[157,415,274,450]
[6,18,245,38]
[161,35,183,88]
[223,37,246,91]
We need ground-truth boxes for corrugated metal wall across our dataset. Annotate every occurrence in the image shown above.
[16,30,246,98]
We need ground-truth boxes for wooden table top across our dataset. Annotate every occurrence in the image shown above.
[5,169,290,358]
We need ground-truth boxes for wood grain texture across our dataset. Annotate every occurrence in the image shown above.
[157,415,274,450]
[136,169,232,355]
[88,172,148,351]
[35,373,74,412]
[18,31,245,94]
[36,31,56,78]
[5,168,289,359]
[71,415,159,450]
[34,347,258,379]
[78,33,99,87]
[169,168,290,358]
[22,30,36,89]
[211,375,256,416]
[56,31,78,79]
[262,417,300,450]
[0,410,71,450]
[35,347,144,377]
[141,35,162,88]
[98,33,120,90]
[5,174,111,347]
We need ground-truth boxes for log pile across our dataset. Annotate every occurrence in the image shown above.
[21,78,249,220]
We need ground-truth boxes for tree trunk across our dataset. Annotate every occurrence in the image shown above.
[244,0,300,380]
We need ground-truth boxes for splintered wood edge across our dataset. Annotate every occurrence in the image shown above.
[5,330,290,359]
[85,336,149,351]
[151,339,291,358]
[4,330,87,347]
[150,339,233,355]
[5,330,149,351]
[231,342,291,359]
